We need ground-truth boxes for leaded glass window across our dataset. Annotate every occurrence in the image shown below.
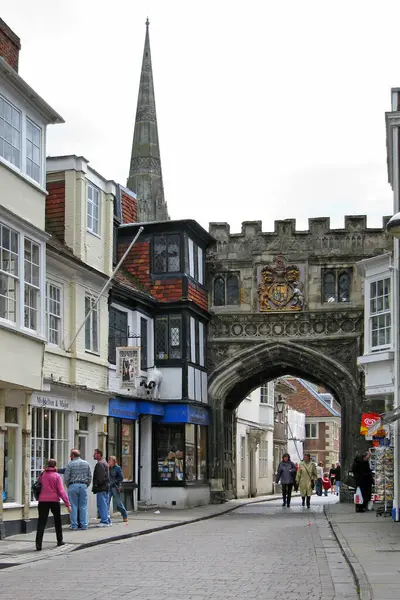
[338,272,350,302]
[155,315,182,360]
[108,307,128,364]
[227,274,239,305]
[323,272,336,303]
[140,317,148,370]
[153,234,181,273]
[170,315,182,358]
[155,316,168,359]
[213,276,225,306]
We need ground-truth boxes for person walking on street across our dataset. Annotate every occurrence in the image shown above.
[316,461,324,496]
[93,448,111,527]
[275,453,296,507]
[108,456,128,522]
[64,449,92,531]
[296,453,318,508]
[35,459,71,551]
[329,463,336,494]
[352,451,373,513]
[334,462,341,496]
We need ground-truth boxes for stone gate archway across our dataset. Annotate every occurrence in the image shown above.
[206,216,391,502]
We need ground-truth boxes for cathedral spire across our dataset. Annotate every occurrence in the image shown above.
[127,18,169,222]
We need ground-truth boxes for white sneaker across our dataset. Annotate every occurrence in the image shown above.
[96,523,109,528]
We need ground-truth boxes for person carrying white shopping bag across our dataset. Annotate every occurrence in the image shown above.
[354,486,363,506]
[352,451,374,513]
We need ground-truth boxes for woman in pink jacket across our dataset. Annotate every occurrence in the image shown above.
[36,459,71,551]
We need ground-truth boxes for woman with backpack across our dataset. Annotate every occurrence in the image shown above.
[275,453,297,507]
[35,459,71,551]
[108,456,128,522]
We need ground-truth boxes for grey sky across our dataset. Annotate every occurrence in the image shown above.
[2,1,396,232]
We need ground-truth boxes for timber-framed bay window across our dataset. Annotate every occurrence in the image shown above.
[31,407,69,499]
[370,277,391,351]
[0,219,45,334]
[153,423,207,484]
[155,314,182,360]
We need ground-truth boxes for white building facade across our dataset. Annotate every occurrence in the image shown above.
[0,22,64,536]
[235,382,275,498]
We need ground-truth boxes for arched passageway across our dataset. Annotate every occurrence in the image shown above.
[207,340,363,503]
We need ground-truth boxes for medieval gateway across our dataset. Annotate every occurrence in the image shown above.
[205,217,391,502]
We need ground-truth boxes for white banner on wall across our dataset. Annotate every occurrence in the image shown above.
[116,346,140,388]
[30,393,71,411]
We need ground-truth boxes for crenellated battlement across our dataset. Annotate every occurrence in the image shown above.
[208,215,392,259]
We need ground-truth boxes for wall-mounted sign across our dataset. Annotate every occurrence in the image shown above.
[116,347,140,388]
[109,398,138,420]
[160,403,210,426]
[30,393,70,411]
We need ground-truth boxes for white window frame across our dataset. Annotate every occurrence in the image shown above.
[305,423,318,439]
[240,436,246,480]
[25,118,42,184]
[85,295,99,353]
[369,277,391,352]
[259,439,268,478]
[46,281,62,346]
[0,95,21,169]
[0,93,45,188]
[0,218,45,336]
[87,183,100,236]
[260,382,275,406]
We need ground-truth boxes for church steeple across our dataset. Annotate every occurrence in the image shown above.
[127,18,169,222]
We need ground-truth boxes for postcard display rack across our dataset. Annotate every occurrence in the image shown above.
[371,444,394,517]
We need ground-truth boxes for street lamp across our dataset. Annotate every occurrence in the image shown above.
[386,212,400,238]
[275,395,285,415]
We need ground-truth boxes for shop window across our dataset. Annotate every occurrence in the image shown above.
[121,420,134,481]
[107,418,117,459]
[370,278,391,351]
[31,407,69,499]
[153,424,207,483]
[155,315,182,360]
[153,234,181,273]
[140,316,148,370]
[322,269,351,303]
[213,273,240,306]
[108,307,128,364]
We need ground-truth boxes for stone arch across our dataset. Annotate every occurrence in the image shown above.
[207,340,362,502]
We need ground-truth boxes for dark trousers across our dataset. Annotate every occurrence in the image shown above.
[36,502,63,546]
[282,484,293,505]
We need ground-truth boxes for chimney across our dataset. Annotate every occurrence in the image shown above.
[0,19,21,72]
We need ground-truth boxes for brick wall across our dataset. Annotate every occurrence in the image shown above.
[187,281,208,311]
[46,181,66,241]
[0,19,20,72]
[121,190,137,224]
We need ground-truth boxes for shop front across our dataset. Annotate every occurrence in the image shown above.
[152,404,210,509]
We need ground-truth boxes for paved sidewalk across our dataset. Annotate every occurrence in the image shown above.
[325,502,400,600]
[0,493,290,568]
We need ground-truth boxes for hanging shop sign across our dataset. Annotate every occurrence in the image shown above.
[116,347,140,388]
[360,412,381,436]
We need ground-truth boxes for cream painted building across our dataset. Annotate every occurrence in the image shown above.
[0,22,64,537]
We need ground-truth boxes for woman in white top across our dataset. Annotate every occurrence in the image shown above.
[316,461,324,496]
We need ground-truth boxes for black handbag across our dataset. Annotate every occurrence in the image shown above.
[345,473,356,489]
[32,473,43,501]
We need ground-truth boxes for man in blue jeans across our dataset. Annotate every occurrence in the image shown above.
[92,448,111,527]
[64,449,92,530]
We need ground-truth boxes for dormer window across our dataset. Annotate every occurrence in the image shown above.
[154,234,180,273]
[87,183,100,236]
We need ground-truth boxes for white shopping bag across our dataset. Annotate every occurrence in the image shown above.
[367,500,374,511]
[354,487,363,505]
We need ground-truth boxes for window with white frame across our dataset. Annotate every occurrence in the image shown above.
[370,278,391,351]
[31,407,69,500]
[259,439,268,477]
[0,95,21,169]
[46,282,62,345]
[26,119,41,183]
[4,406,19,503]
[260,382,275,405]
[0,222,43,332]
[305,423,318,439]
[85,295,99,353]
[24,238,40,330]
[87,184,100,235]
[240,436,246,479]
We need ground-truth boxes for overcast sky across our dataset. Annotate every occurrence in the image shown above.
[2,1,397,232]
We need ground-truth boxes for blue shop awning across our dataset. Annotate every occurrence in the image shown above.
[109,398,138,420]
[138,400,165,417]
[159,403,210,426]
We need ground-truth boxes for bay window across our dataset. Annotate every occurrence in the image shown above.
[26,119,41,183]
[370,278,391,351]
[0,221,43,333]
[154,234,180,273]
[155,314,182,360]
[153,423,207,483]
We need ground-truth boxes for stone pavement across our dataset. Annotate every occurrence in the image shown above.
[325,501,400,600]
[0,495,356,600]
[0,493,293,568]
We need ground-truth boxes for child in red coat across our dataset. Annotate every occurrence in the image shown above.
[322,474,331,497]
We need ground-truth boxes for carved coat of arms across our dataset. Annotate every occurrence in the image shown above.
[258,255,305,312]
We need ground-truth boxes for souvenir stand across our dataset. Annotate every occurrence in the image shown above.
[371,429,394,517]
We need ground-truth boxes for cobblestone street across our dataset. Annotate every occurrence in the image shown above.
[0,497,357,600]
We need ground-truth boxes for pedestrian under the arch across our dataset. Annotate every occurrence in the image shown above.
[275,453,297,507]
[296,454,318,508]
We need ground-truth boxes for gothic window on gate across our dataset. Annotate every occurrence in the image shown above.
[213,273,240,306]
[322,269,352,304]
[153,234,181,274]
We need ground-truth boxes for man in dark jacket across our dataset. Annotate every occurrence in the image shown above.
[93,449,110,527]
[352,451,373,512]
[276,453,297,507]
